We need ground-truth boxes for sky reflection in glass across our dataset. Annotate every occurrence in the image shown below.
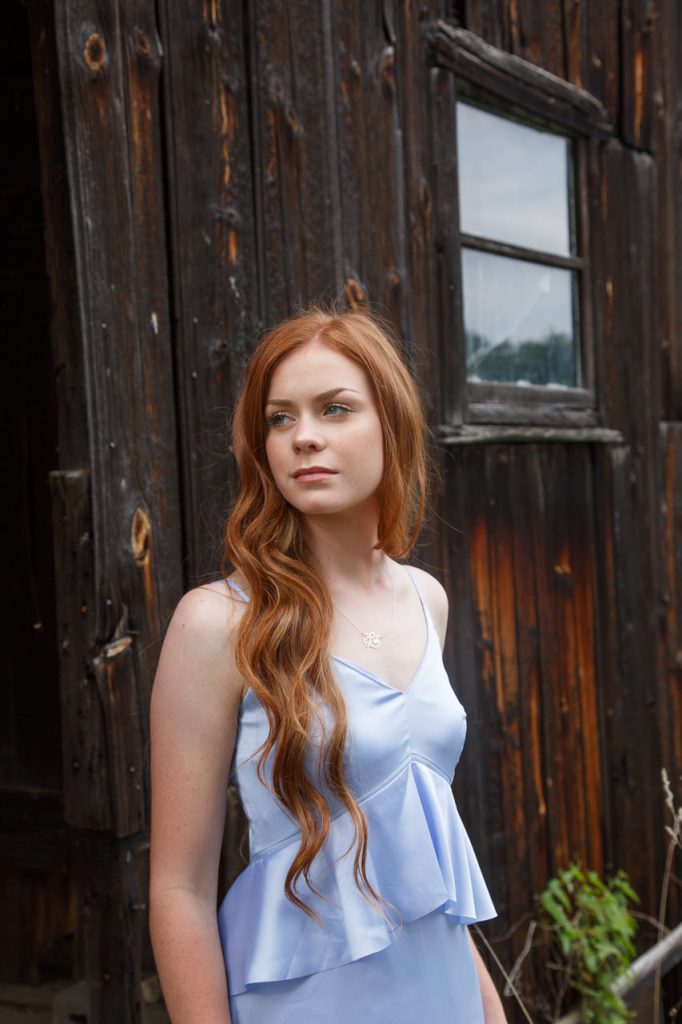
[457,101,573,257]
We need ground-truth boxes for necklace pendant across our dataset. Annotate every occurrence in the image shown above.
[362,631,382,649]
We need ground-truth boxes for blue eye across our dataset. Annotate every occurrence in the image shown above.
[324,403,351,416]
[267,411,290,427]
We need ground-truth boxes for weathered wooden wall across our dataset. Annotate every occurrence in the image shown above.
[8,0,682,1020]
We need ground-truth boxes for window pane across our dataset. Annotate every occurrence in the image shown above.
[463,248,578,387]
[457,101,573,257]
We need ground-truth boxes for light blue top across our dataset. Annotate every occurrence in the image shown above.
[218,569,496,996]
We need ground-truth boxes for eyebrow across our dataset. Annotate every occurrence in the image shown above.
[264,386,360,407]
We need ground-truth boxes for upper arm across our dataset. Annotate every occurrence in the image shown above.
[410,567,449,650]
[149,585,246,903]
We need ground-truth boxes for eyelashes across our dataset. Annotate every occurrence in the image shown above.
[266,403,352,428]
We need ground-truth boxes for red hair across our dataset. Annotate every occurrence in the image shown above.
[222,305,430,921]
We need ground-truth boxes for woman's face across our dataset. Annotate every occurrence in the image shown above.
[264,338,384,520]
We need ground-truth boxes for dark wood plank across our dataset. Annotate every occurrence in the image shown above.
[49,469,110,831]
[158,0,260,582]
[73,830,149,1024]
[0,790,73,983]
[329,0,412,329]
[562,0,588,90]
[50,4,185,1018]
[508,0,566,79]
[658,423,682,934]
[655,0,682,419]
[93,639,146,838]
[460,0,508,50]
[246,0,340,321]
[584,0,620,121]
[53,0,183,650]
[430,66,467,425]
[446,441,607,996]
[484,447,533,930]
[594,444,663,918]
[447,445,511,916]
[620,0,661,153]
[391,0,445,417]
[507,448,550,918]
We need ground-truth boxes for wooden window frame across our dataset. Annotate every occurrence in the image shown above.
[428,24,613,431]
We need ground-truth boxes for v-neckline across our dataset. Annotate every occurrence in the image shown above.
[330,593,433,695]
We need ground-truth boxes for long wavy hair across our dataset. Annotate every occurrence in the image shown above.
[221,305,430,922]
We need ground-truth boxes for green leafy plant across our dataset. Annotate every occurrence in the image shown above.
[538,864,639,1023]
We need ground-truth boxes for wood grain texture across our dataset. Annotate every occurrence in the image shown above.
[54,0,183,646]
[21,0,682,1019]
[444,442,605,991]
[158,0,259,583]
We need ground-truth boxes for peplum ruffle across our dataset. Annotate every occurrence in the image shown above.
[219,754,496,995]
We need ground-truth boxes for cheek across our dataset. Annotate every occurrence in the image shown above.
[352,421,384,483]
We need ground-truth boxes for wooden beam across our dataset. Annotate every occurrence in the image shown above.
[426,22,613,136]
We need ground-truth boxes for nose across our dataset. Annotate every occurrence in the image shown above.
[292,413,325,452]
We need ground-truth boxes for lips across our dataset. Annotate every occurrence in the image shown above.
[292,466,337,479]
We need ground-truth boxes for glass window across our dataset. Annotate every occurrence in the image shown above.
[456,100,580,389]
[462,250,578,387]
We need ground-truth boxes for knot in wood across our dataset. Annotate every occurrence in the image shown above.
[101,636,133,659]
[210,337,229,366]
[84,32,107,72]
[221,72,240,93]
[267,73,285,105]
[131,506,151,563]
[344,277,368,309]
[134,31,151,57]
[285,103,303,138]
[380,45,395,85]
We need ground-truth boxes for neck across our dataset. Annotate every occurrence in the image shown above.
[301,505,387,589]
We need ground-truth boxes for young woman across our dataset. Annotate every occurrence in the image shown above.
[149,307,507,1024]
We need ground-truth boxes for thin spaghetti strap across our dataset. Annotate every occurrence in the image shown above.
[225,577,250,603]
[402,564,431,643]
[402,564,426,611]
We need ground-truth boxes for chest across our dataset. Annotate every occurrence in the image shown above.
[330,575,430,693]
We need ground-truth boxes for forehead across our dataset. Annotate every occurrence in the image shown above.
[266,338,370,397]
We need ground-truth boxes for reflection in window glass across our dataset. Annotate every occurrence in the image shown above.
[462,249,578,387]
[457,101,573,257]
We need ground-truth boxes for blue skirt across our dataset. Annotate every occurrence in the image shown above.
[228,909,485,1024]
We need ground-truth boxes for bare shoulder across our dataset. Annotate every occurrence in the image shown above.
[407,566,449,648]
[153,579,249,710]
[172,579,246,646]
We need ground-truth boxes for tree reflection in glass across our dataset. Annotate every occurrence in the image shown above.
[462,249,577,387]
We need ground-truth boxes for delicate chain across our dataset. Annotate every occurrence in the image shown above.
[332,561,395,649]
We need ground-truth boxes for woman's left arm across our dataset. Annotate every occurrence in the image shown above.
[469,933,508,1024]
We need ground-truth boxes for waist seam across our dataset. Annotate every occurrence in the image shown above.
[249,752,453,860]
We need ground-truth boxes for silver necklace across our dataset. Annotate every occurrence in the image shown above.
[333,562,395,650]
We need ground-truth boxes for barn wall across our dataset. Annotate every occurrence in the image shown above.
[15,0,681,1020]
